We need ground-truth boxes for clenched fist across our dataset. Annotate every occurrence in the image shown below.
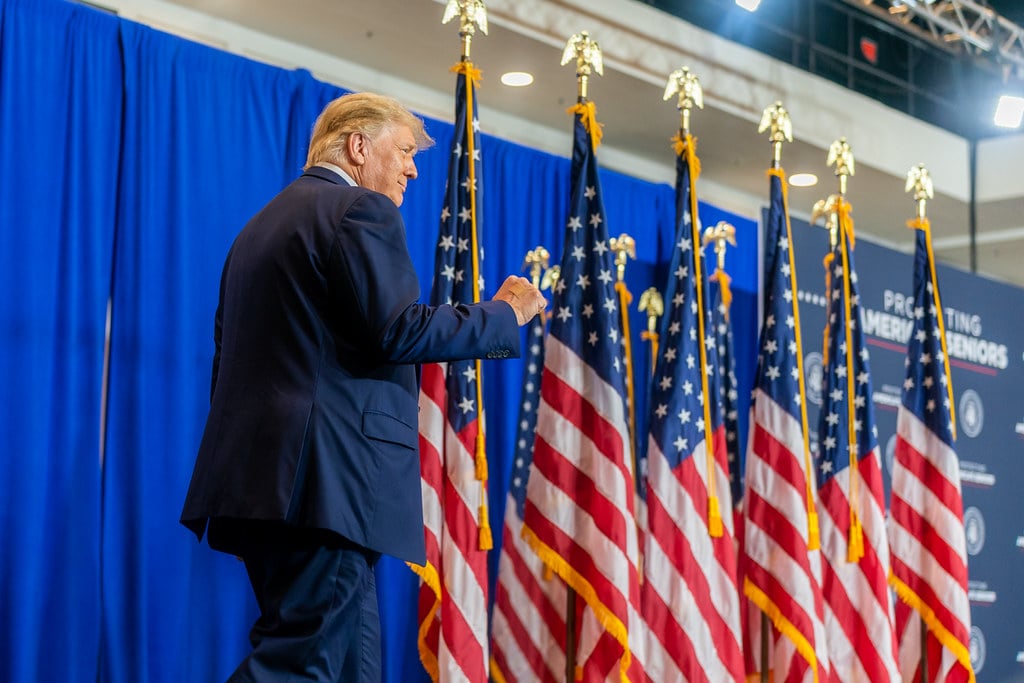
[492,275,547,326]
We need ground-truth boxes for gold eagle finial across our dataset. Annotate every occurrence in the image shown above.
[442,0,488,35]
[664,67,703,133]
[561,30,603,77]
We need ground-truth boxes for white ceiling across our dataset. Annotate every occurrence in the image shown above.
[110,0,1024,286]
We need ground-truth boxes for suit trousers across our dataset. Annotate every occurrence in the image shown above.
[211,520,381,682]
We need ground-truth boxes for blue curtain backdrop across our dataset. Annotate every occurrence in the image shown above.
[0,0,758,680]
[0,1,120,680]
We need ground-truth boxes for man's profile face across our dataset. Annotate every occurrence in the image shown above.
[360,124,419,207]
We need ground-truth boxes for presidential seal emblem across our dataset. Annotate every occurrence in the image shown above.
[884,433,897,479]
[963,506,985,557]
[969,625,986,673]
[959,389,984,438]
[804,351,823,407]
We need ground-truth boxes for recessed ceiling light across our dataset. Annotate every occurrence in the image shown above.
[993,95,1024,128]
[500,71,534,87]
[735,0,761,10]
[789,173,818,187]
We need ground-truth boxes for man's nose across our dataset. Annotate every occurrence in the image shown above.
[407,160,418,179]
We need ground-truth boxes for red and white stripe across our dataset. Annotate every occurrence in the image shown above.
[416,361,490,682]
[490,495,567,683]
[816,445,900,681]
[640,430,744,682]
[743,390,832,683]
[522,336,643,681]
[888,407,973,683]
[418,362,446,675]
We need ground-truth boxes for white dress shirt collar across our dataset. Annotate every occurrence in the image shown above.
[316,162,356,187]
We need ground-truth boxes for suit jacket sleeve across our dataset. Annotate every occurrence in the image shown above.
[329,190,519,363]
[209,262,227,403]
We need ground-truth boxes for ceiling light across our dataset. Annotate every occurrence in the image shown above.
[735,0,761,10]
[994,95,1024,128]
[789,173,819,187]
[500,71,534,87]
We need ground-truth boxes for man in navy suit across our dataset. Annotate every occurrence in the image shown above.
[180,92,545,682]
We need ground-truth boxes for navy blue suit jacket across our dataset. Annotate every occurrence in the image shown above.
[181,166,519,564]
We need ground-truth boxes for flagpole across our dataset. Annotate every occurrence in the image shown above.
[560,29,604,683]
[611,233,638,476]
[756,100,814,683]
[444,0,493,550]
[823,138,866,563]
[664,65,724,538]
[903,162,957,683]
[759,99,787,683]
[702,221,736,319]
[905,163,956,440]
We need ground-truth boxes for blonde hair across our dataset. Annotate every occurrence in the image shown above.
[304,92,433,170]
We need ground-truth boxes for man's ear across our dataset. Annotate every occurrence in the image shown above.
[346,132,368,167]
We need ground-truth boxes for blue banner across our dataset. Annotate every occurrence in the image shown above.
[784,210,1024,681]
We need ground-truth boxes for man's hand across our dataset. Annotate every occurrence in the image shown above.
[492,275,547,326]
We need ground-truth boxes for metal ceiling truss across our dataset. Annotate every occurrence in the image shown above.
[846,0,1024,75]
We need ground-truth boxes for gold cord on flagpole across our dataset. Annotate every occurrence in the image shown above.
[559,31,631,683]
[812,195,840,365]
[444,0,491,550]
[612,234,644,588]
[825,137,863,562]
[686,145,723,537]
[666,66,721,537]
[838,203,864,562]
[905,164,957,440]
[760,102,819,550]
[703,221,737,319]
[525,247,557,585]
[611,234,638,480]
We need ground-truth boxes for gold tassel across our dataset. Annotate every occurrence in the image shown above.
[710,268,732,312]
[566,101,603,150]
[475,448,488,480]
[807,510,821,551]
[847,511,864,562]
[708,495,724,538]
[478,502,493,551]
[907,217,957,441]
[821,252,834,366]
[641,331,660,374]
[672,133,703,179]
[449,61,482,87]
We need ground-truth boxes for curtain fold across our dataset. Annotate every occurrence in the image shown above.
[0,1,121,680]
[102,22,342,682]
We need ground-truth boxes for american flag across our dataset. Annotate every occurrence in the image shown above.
[708,272,743,525]
[639,135,744,682]
[709,257,760,678]
[814,209,900,681]
[521,104,644,682]
[414,62,490,683]
[490,307,568,683]
[742,169,831,682]
[887,219,974,683]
